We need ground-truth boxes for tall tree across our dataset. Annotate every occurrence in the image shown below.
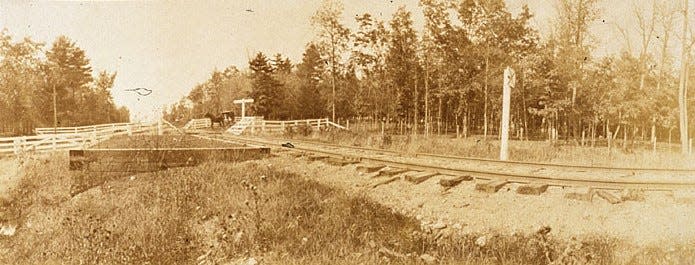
[45,36,94,126]
[311,0,350,121]
[386,6,420,133]
[297,43,327,119]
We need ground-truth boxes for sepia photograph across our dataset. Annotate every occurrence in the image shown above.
[1,0,695,264]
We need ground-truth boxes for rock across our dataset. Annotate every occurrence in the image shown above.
[431,221,447,230]
[244,257,258,265]
[475,236,487,247]
[420,254,436,264]
[0,224,16,236]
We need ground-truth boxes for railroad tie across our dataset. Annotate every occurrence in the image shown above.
[356,164,386,174]
[596,190,622,204]
[475,179,508,193]
[375,168,408,178]
[371,176,401,189]
[324,157,358,167]
[564,187,595,202]
[439,175,473,191]
[307,155,329,161]
[404,171,438,184]
[516,183,549,196]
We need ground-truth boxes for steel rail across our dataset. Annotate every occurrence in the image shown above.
[204,133,695,191]
[255,136,695,175]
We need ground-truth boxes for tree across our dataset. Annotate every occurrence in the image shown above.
[386,6,420,133]
[351,13,390,119]
[0,30,44,134]
[297,43,327,119]
[311,0,350,121]
[45,36,94,126]
[248,52,285,119]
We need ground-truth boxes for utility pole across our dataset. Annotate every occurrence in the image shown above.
[424,53,429,137]
[53,83,57,134]
[678,0,689,154]
[500,67,515,161]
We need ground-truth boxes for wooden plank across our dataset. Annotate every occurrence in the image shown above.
[439,175,473,190]
[69,147,270,171]
[375,168,408,177]
[475,179,508,193]
[404,171,438,184]
[356,164,386,173]
[516,183,549,195]
[307,155,329,161]
[371,176,400,189]
[564,187,594,202]
[324,157,358,166]
[596,190,622,204]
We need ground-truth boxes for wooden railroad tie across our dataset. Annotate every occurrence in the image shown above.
[404,171,438,184]
[356,164,386,174]
[324,157,358,167]
[596,190,622,204]
[475,179,508,193]
[439,175,473,190]
[375,168,408,178]
[516,183,549,195]
[307,155,329,161]
[564,187,595,202]
[371,176,401,189]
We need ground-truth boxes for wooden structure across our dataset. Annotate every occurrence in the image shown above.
[69,146,270,172]
[2,121,163,156]
[226,117,346,135]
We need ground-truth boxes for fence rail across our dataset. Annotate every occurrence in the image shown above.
[183,118,212,130]
[241,118,345,134]
[2,121,162,156]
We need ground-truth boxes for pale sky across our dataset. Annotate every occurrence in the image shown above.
[0,0,682,121]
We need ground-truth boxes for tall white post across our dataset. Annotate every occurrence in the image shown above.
[500,67,515,161]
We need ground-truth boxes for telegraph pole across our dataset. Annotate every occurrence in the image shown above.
[678,0,689,154]
[53,83,57,134]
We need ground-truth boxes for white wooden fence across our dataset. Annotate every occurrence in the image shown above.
[183,118,212,130]
[1,121,161,156]
[241,118,346,134]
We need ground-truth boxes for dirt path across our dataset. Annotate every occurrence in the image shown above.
[268,154,695,248]
[0,158,21,201]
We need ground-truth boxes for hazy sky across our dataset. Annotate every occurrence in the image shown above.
[0,0,678,121]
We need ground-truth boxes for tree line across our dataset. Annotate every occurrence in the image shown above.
[166,0,695,149]
[0,30,129,136]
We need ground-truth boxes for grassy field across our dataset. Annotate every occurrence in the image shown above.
[286,129,695,169]
[0,153,640,264]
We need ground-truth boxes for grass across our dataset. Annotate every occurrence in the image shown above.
[0,153,641,264]
[286,128,695,169]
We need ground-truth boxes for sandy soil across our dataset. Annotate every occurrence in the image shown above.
[267,153,695,248]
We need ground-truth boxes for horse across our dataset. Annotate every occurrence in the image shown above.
[204,113,226,128]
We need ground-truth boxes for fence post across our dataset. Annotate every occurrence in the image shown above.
[52,134,57,150]
[316,119,321,130]
[127,124,132,136]
[282,121,285,132]
[13,138,20,155]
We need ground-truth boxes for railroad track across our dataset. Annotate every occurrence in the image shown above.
[197,132,695,191]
